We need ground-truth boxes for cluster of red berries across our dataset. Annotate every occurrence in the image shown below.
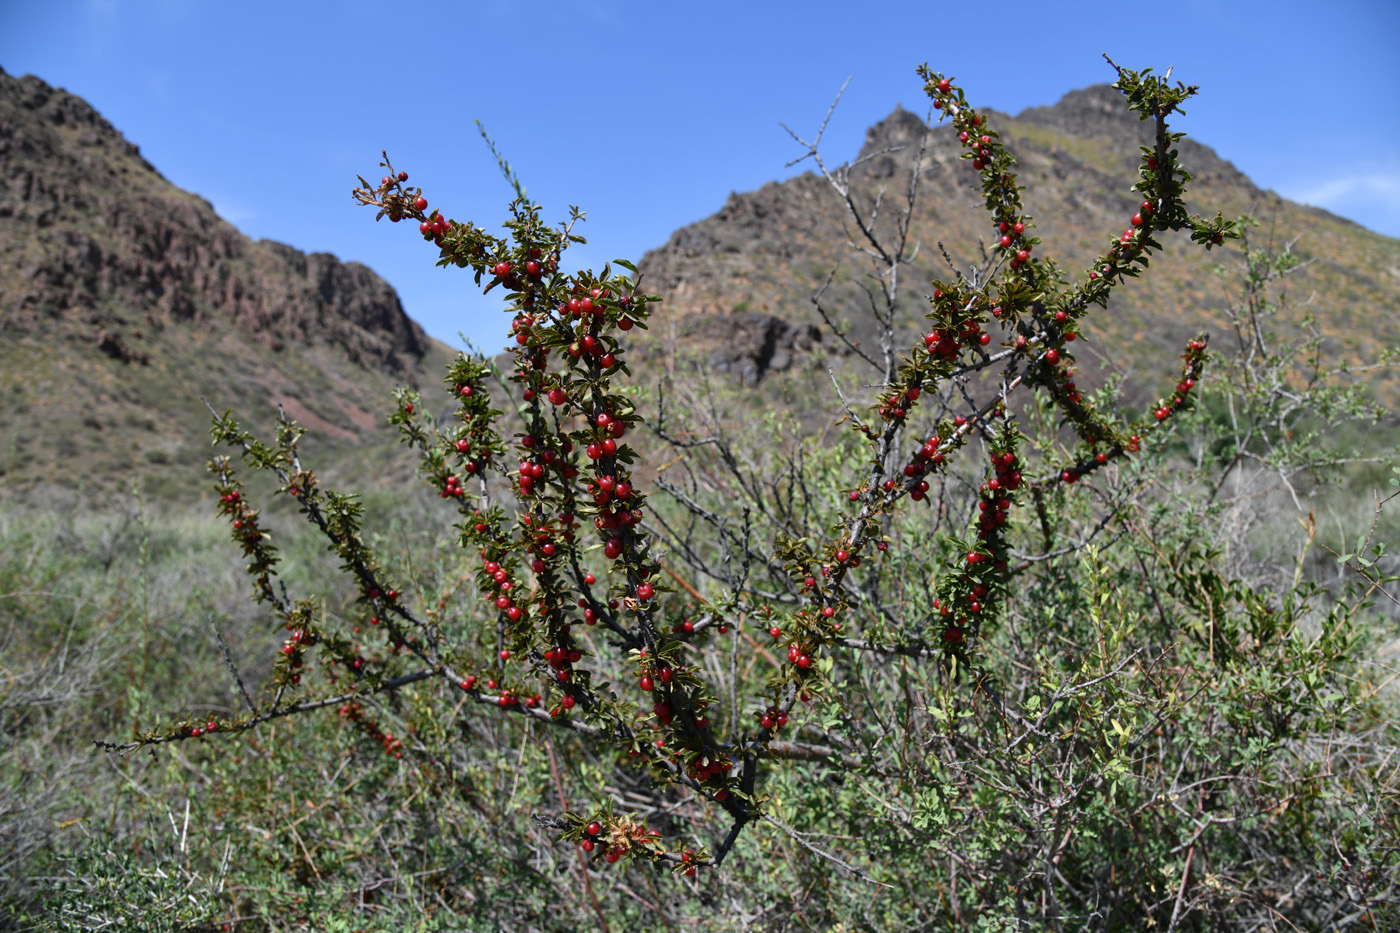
[578,819,673,868]
[899,431,947,501]
[182,719,220,738]
[638,661,672,692]
[480,555,527,625]
[521,512,574,575]
[923,317,991,362]
[220,490,262,545]
[1152,338,1206,421]
[977,454,1020,535]
[685,754,729,790]
[927,446,1021,647]
[965,130,994,171]
[280,626,312,658]
[786,642,815,669]
[543,634,583,685]
[448,373,499,478]
[587,472,635,508]
[759,706,789,731]
[594,493,644,558]
[492,684,521,708]
[338,701,403,759]
[1085,202,1151,283]
[210,465,287,606]
[517,437,577,496]
[418,211,452,248]
[579,819,606,854]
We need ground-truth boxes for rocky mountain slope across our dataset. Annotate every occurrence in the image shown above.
[635,85,1400,410]
[2,71,1394,505]
[0,67,456,502]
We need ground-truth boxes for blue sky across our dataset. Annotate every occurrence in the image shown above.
[3,0,1397,353]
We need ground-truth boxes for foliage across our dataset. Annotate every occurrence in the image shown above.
[3,61,1397,932]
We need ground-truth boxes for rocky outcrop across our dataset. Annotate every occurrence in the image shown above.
[0,67,454,500]
[696,313,824,384]
[635,83,1398,407]
[0,67,428,376]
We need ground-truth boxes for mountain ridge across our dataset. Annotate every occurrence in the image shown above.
[1,72,1394,503]
[633,83,1400,405]
[0,67,455,501]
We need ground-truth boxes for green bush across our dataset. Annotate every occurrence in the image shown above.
[4,61,1397,932]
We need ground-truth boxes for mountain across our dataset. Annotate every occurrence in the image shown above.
[634,85,1400,410]
[0,67,456,502]
[2,71,1394,508]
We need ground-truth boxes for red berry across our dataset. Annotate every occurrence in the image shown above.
[637,583,655,600]
[639,675,654,691]
[397,172,408,182]
[413,196,428,211]
[937,78,951,93]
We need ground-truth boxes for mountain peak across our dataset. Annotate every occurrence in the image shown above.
[1014,84,1137,138]
[857,105,929,161]
[0,66,160,174]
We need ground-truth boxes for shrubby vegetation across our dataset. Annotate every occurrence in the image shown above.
[2,62,1397,931]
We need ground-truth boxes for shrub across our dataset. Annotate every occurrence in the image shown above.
[95,62,1399,931]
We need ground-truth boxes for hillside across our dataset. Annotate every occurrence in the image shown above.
[2,72,1394,508]
[0,67,456,503]
[635,85,1400,411]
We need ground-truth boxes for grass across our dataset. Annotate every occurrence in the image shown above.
[1,360,1397,931]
